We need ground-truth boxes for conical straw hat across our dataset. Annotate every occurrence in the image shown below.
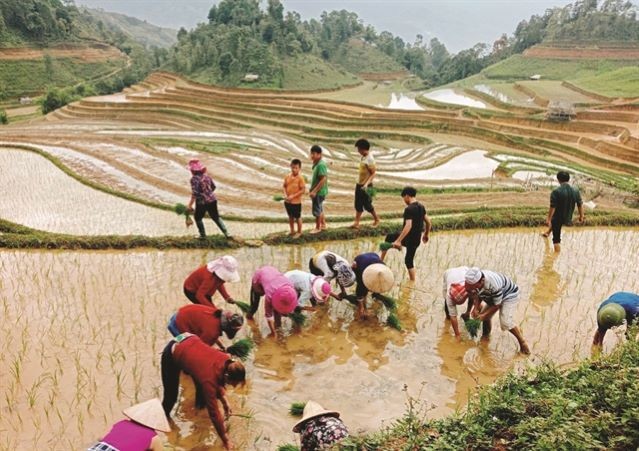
[292,400,340,433]
[597,303,626,329]
[362,263,394,293]
[122,398,171,432]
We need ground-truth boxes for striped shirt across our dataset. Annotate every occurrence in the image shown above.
[477,270,519,306]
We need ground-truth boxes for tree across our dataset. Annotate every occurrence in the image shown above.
[219,52,234,78]
[0,110,8,125]
[267,0,284,23]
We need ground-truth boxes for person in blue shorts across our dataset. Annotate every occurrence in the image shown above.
[593,291,639,346]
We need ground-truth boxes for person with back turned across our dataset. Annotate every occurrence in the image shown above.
[543,171,584,252]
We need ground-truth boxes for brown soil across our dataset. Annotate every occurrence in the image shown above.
[0,44,125,61]
[523,45,639,59]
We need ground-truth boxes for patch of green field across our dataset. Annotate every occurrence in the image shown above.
[332,40,404,75]
[280,53,360,90]
[0,57,126,97]
[142,138,255,155]
[482,55,637,82]
[571,66,639,98]
[518,80,597,103]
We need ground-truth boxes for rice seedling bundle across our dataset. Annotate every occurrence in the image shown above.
[379,241,394,251]
[387,312,402,330]
[174,203,190,216]
[226,338,255,361]
[373,293,398,311]
[277,445,300,451]
[465,318,482,338]
[234,301,251,314]
[288,310,307,327]
[273,195,285,202]
[289,401,306,416]
[366,186,377,199]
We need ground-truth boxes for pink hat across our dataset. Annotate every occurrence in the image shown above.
[272,285,298,315]
[188,159,206,172]
[207,256,240,283]
[448,283,468,305]
[311,277,331,304]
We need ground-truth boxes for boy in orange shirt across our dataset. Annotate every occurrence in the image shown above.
[283,158,305,237]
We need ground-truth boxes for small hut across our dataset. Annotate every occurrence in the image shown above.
[243,73,259,82]
[546,100,575,122]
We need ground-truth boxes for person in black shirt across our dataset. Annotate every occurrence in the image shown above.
[381,186,431,281]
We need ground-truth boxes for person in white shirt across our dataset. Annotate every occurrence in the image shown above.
[443,266,472,339]
[285,270,331,310]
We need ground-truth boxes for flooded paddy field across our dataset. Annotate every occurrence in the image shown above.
[1,228,636,450]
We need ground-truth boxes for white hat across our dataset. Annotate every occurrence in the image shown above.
[465,267,482,285]
[122,398,171,432]
[362,263,394,293]
[293,400,340,433]
[207,256,240,283]
[311,277,331,303]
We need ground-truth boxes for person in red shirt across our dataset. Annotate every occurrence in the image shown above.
[167,305,244,350]
[161,333,245,450]
[183,256,240,308]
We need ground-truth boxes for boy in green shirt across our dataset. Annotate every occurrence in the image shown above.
[309,145,328,234]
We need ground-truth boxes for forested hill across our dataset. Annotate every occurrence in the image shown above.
[167,0,639,90]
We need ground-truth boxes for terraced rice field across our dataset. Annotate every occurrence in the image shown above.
[1,229,637,450]
[1,71,637,241]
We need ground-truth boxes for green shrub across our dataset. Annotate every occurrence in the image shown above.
[0,110,7,125]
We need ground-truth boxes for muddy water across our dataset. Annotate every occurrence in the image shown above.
[1,229,637,450]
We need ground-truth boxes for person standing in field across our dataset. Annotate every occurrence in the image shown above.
[183,256,240,308]
[187,159,229,239]
[283,158,305,237]
[543,170,584,252]
[350,138,380,229]
[464,267,530,354]
[161,333,245,450]
[380,186,431,281]
[592,291,639,346]
[309,145,328,234]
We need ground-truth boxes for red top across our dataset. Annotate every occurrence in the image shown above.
[173,336,230,428]
[175,304,222,346]
[184,265,231,308]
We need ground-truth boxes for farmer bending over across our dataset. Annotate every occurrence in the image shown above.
[168,305,243,350]
[285,270,331,311]
[443,266,472,340]
[309,250,356,300]
[183,256,240,308]
[161,333,245,450]
[593,291,639,346]
[247,266,298,339]
[465,267,530,354]
[293,400,349,451]
[352,253,394,319]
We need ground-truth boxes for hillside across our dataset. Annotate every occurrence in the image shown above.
[80,7,177,49]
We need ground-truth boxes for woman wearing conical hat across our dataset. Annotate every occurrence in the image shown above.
[293,400,349,451]
[87,398,169,451]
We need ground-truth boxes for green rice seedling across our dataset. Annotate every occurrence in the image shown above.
[174,203,189,216]
[465,318,482,338]
[227,338,255,361]
[288,310,307,327]
[277,445,300,451]
[273,195,285,202]
[234,301,252,314]
[373,293,398,311]
[342,294,359,306]
[289,401,306,416]
[379,241,394,251]
[387,312,402,331]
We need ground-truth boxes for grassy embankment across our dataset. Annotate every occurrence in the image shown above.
[342,334,639,450]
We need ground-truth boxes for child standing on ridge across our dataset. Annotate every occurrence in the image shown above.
[283,158,305,237]
[350,138,380,229]
[309,145,328,234]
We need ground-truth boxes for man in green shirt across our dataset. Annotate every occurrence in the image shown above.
[545,171,584,252]
[309,145,328,234]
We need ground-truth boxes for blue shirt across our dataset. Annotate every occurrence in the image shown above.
[598,292,639,327]
[354,253,382,277]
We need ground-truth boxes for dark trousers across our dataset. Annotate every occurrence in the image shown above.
[161,340,206,416]
[385,233,420,270]
[194,201,228,237]
[551,218,563,244]
[354,184,374,213]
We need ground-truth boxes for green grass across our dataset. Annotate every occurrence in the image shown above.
[332,40,404,75]
[142,137,255,155]
[289,402,306,417]
[280,54,360,90]
[571,66,639,98]
[0,58,126,97]
[342,333,639,450]
[481,54,638,83]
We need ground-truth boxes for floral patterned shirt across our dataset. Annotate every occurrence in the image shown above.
[301,416,349,451]
[190,173,217,204]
